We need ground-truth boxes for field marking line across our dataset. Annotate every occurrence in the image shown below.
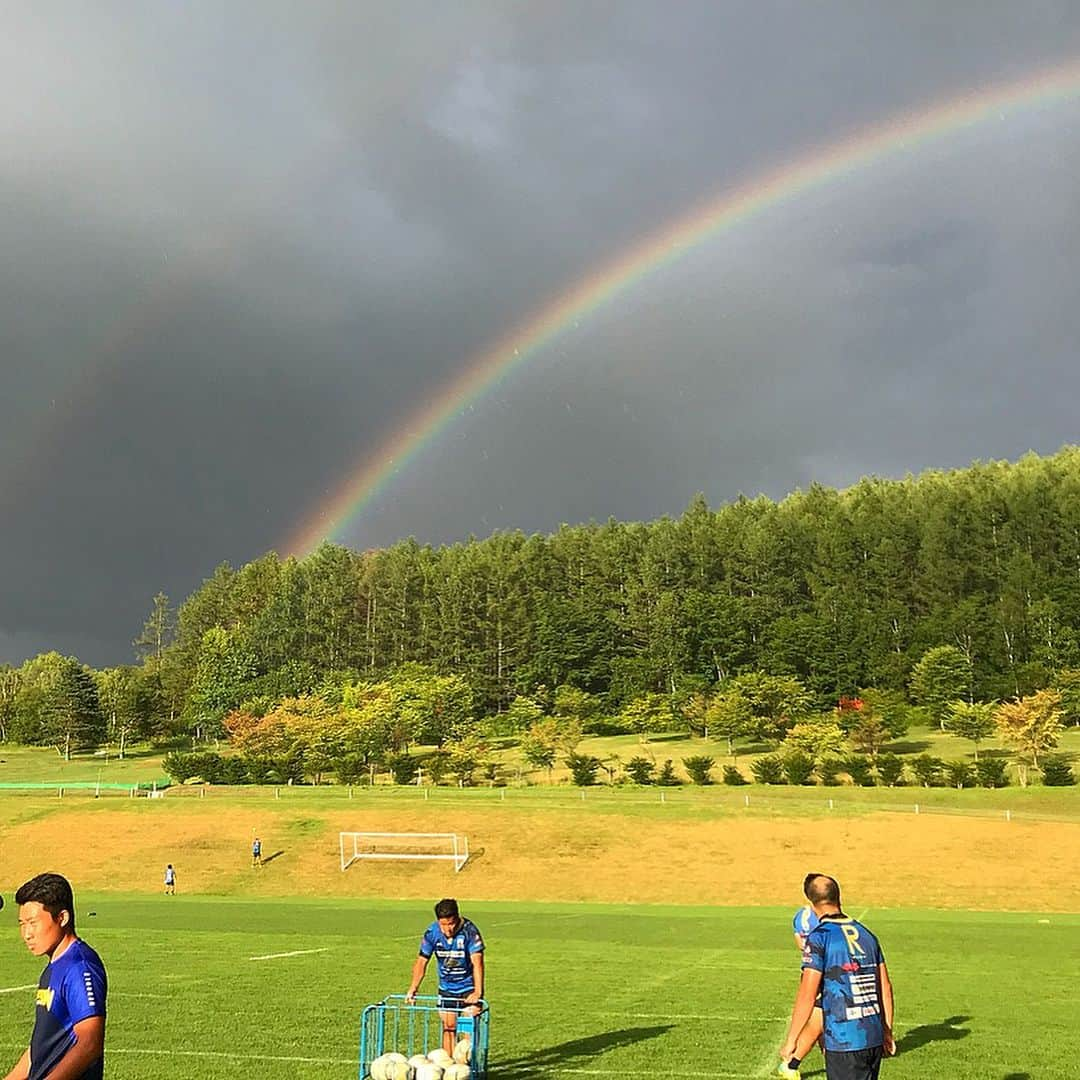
[0,985,36,995]
[605,1012,788,1022]
[105,1047,355,1064]
[248,947,329,961]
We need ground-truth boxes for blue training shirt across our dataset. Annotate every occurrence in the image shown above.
[30,938,107,1080]
[802,916,886,1052]
[418,918,484,995]
[792,905,820,941]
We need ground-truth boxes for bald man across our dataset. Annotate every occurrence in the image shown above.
[781,874,894,1080]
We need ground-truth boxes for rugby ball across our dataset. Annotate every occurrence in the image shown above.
[388,1063,412,1080]
[408,1056,430,1070]
[443,1065,471,1080]
[415,1065,444,1080]
[452,1040,472,1065]
[428,1049,453,1066]
[370,1054,391,1080]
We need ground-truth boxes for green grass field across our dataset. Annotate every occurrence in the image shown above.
[0,896,1069,1079]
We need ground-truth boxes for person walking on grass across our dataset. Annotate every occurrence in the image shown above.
[405,898,485,1057]
[163,864,176,895]
[778,883,826,1078]
[3,872,107,1080]
[251,836,262,869]
[781,873,895,1080]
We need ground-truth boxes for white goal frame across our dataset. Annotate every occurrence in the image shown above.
[339,831,470,873]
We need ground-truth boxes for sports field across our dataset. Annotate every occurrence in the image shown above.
[0,896,1068,1078]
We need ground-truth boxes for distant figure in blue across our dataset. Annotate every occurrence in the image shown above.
[405,898,485,1057]
[781,874,895,1080]
[163,864,176,895]
[251,837,262,869]
[4,872,107,1080]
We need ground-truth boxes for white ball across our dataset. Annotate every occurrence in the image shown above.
[415,1065,444,1080]
[370,1054,389,1080]
[428,1049,453,1066]
[408,1056,430,1070]
[388,1063,412,1080]
[453,1039,472,1065]
[443,1065,471,1080]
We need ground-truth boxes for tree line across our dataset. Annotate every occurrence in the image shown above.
[3,448,1080,783]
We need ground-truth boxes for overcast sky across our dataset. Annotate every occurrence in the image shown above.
[4,2,1080,666]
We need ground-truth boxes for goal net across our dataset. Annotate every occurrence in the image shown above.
[339,831,470,873]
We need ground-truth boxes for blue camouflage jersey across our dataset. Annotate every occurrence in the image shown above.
[30,938,107,1080]
[792,905,820,942]
[801,916,885,1052]
[419,918,484,995]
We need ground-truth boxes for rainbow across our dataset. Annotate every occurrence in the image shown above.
[284,57,1080,556]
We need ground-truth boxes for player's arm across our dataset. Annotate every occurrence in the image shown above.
[465,951,485,1003]
[792,932,805,951]
[40,1016,105,1080]
[780,967,822,1060]
[405,954,430,1002]
[878,961,895,1055]
[2,1046,31,1080]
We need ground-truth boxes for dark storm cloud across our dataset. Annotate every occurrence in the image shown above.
[3,2,1080,664]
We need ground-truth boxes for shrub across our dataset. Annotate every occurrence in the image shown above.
[975,757,1009,788]
[911,754,943,788]
[333,755,367,786]
[163,752,197,784]
[683,755,715,786]
[625,756,655,785]
[750,754,784,785]
[219,756,250,785]
[782,750,816,786]
[845,755,875,786]
[388,753,419,785]
[722,764,748,786]
[1041,755,1077,786]
[943,760,974,789]
[876,753,905,787]
[817,756,844,786]
[565,752,600,786]
[656,759,681,786]
[425,751,451,785]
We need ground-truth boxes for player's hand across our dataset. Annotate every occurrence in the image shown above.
[884,1031,896,1056]
[464,990,480,1005]
[779,1042,796,1061]
[404,991,416,1005]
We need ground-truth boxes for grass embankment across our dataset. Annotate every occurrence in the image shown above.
[2,787,1079,911]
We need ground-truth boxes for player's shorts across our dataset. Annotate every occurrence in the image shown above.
[437,991,473,1013]
[823,1046,883,1080]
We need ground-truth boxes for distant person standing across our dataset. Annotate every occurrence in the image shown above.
[251,837,262,869]
[781,874,894,1080]
[4,872,107,1080]
[163,865,176,895]
[405,898,485,1057]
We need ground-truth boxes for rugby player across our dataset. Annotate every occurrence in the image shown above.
[405,898,485,1056]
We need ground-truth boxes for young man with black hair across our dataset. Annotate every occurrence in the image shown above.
[4,873,107,1080]
[781,873,894,1080]
[405,898,485,1056]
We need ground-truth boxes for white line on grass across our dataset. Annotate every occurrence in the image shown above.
[106,1047,355,1065]
[0,986,35,996]
[248,948,328,962]
[604,1012,788,1022]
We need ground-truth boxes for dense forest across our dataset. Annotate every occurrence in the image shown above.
[4,448,1080,781]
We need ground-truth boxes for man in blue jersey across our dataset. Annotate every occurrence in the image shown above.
[779,898,824,1077]
[3,873,107,1080]
[781,874,894,1080]
[405,898,485,1056]
[252,837,262,869]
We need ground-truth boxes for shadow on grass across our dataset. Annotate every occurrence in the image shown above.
[1002,1074,1031,1079]
[261,850,285,865]
[897,1014,971,1055]
[885,740,931,755]
[490,1024,673,1076]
